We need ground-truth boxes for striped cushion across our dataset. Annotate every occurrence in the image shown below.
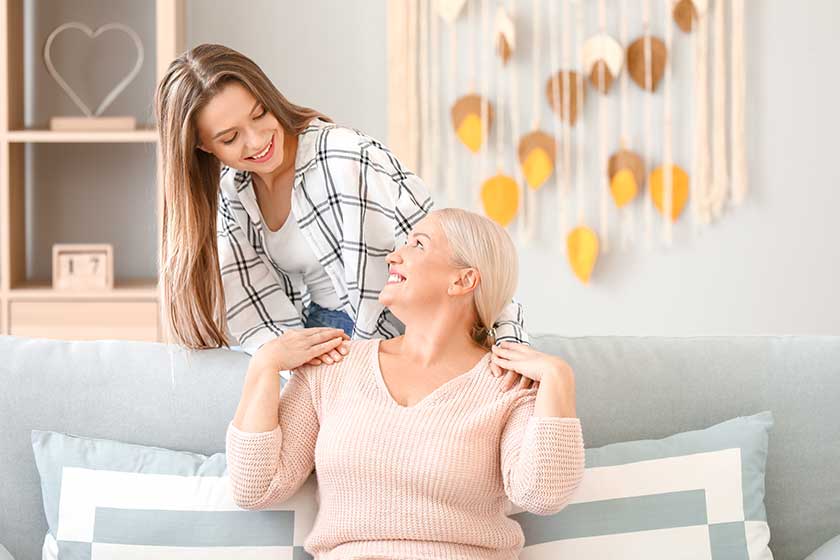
[513,411,774,559]
[32,412,773,559]
[31,430,316,559]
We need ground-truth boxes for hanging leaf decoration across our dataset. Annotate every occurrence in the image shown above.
[494,6,516,65]
[545,71,584,125]
[627,36,667,91]
[608,149,645,207]
[436,0,468,24]
[481,173,519,227]
[582,34,624,94]
[518,130,557,190]
[650,164,690,221]
[672,0,708,33]
[567,225,600,284]
[451,94,494,153]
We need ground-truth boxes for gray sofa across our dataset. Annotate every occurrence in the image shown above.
[1,334,838,560]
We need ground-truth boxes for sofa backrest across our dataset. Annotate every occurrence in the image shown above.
[1,334,837,560]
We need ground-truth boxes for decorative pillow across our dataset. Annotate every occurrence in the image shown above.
[31,430,316,559]
[513,411,774,559]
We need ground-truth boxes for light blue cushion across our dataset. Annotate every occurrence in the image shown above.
[514,411,774,559]
[31,430,316,559]
[803,534,840,560]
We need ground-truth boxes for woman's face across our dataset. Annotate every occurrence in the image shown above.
[195,82,286,173]
[380,214,478,317]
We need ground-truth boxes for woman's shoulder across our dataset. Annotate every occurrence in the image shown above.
[291,339,377,381]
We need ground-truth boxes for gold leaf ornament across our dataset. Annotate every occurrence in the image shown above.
[608,149,645,207]
[649,164,690,221]
[451,94,494,153]
[518,131,556,190]
[481,174,520,227]
[567,226,600,284]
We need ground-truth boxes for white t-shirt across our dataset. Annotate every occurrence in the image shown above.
[261,212,341,310]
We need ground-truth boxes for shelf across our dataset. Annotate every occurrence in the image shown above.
[8,278,159,300]
[4,129,158,143]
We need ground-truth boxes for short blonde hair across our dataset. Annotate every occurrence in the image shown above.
[434,208,518,348]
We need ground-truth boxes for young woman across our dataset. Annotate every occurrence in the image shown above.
[226,209,585,560]
[154,44,528,380]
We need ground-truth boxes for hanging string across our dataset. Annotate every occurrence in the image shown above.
[446,11,459,205]
[619,0,634,249]
[642,0,653,249]
[710,0,729,219]
[662,0,674,245]
[507,0,527,242]
[548,0,566,246]
[430,0,441,196]
[495,9,505,174]
[692,0,711,229]
[407,1,420,172]
[731,0,748,205]
[559,0,572,246]
[522,0,541,242]
[597,0,610,252]
[468,0,477,91]
[419,0,430,186]
[469,0,481,212]
[574,0,586,226]
[479,0,492,214]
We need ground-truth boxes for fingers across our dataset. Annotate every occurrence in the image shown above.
[491,345,522,361]
[499,341,531,354]
[489,362,503,378]
[310,336,345,358]
[490,354,515,370]
[518,377,533,390]
[307,358,323,366]
[501,371,519,391]
[323,348,343,364]
[307,328,349,343]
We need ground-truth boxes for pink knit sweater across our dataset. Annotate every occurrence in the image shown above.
[226,339,585,559]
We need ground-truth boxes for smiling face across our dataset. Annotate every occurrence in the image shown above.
[379,213,479,320]
[195,81,286,172]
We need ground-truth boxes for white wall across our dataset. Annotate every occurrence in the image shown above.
[189,0,839,335]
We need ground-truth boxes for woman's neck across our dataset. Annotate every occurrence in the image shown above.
[383,320,488,371]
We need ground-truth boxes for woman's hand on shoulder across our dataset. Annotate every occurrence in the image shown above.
[251,328,350,373]
[490,342,573,392]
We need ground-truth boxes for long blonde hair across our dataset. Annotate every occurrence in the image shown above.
[434,208,519,349]
[154,43,328,349]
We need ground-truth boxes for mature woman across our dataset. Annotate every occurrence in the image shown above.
[154,44,528,380]
[227,209,585,560]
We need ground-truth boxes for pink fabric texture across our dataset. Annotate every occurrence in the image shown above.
[226,339,585,559]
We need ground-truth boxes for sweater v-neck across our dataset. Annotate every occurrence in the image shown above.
[371,339,491,410]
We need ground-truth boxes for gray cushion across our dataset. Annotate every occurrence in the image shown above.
[804,534,840,560]
[1,334,839,560]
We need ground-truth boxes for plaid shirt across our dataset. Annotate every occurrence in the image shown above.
[217,118,528,354]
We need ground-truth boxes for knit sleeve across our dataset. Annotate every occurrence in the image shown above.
[499,391,586,515]
[225,367,319,510]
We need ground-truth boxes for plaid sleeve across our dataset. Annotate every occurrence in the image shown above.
[365,139,434,246]
[493,298,530,346]
[217,192,304,354]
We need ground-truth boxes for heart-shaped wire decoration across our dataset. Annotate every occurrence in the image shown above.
[43,22,144,118]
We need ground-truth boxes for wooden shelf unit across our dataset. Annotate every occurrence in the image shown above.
[0,0,185,342]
